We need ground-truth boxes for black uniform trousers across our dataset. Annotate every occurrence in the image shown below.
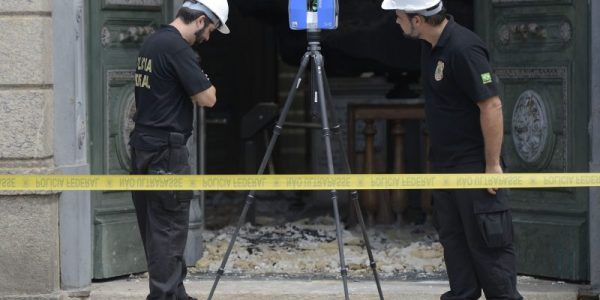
[130,133,193,300]
[432,163,522,300]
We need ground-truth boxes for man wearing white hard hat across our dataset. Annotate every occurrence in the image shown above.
[382,0,522,299]
[129,1,229,299]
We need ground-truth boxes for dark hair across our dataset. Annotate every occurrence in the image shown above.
[407,8,448,26]
[176,5,213,25]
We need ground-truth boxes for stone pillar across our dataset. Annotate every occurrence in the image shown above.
[53,0,92,291]
[0,0,59,298]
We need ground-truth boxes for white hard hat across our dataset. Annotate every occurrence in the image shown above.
[182,0,230,34]
[381,0,444,16]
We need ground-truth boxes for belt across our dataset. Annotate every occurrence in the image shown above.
[133,124,190,146]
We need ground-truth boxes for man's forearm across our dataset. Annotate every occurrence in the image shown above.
[191,85,217,107]
[479,97,504,167]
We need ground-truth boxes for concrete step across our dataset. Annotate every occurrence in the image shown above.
[90,278,581,300]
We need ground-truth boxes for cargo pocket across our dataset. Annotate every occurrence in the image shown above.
[472,188,510,214]
[151,188,192,213]
[148,147,192,213]
[476,210,513,248]
[153,190,187,213]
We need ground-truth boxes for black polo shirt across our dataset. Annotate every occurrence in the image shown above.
[421,16,499,168]
[131,25,212,150]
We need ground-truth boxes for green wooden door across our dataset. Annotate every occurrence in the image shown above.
[88,0,172,279]
[476,1,590,281]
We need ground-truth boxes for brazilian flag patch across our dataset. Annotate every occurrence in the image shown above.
[481,72,493,84]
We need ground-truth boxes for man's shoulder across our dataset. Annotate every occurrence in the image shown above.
[143,26,189,55]
[448,24,487,50]
[444,26,489,62]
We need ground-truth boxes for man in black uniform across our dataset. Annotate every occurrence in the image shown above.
[382,1,522,299]
[130,0,229,299]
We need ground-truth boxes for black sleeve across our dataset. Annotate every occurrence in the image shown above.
[168,47,212,97]
[452,45,498,103]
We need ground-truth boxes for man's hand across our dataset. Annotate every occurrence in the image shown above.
[485,163,503,195]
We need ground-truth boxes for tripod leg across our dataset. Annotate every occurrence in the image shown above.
[322,69,385,300]
[352,192,385,299]
[313,52,350,300]
[207,52,311,300]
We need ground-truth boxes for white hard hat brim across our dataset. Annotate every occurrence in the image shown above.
[218,23,230,34]
[381,1,396,10]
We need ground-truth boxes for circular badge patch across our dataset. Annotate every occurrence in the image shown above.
[435,61,445,81]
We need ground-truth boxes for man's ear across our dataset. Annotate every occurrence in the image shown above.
[196,15,206,29]
[411,15,422,26]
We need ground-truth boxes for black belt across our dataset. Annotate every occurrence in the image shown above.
[133,124,190,146]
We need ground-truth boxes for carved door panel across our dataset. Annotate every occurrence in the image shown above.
[88,0,171,279]
[476,1,589,280]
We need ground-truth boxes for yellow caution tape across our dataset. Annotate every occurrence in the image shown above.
[0,173,600,191]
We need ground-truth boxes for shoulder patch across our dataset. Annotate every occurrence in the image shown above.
[481,72,493,84]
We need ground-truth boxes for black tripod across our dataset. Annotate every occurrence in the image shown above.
[207,31,384,300]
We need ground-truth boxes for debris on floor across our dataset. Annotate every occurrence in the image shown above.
[191,216,445,280]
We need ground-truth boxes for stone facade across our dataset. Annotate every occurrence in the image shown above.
[0,195,59,296]
[0,0,59,298]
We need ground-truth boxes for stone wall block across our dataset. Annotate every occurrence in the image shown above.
[0,195,59,296]
[0,0,52,13]
[0,90,54,160]
[0,17,53,85]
